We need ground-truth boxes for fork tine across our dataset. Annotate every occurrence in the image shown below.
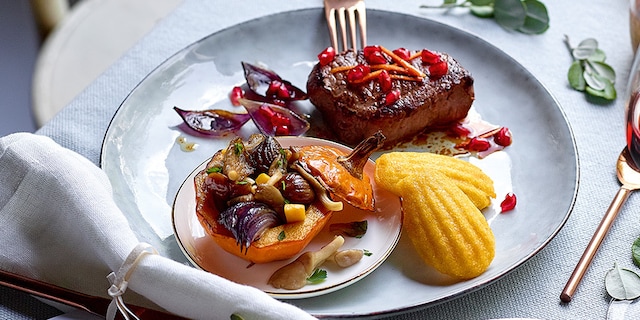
[338,7,349,50]
[355,1,366,48]
[347,7,357,50]
[323,0,367,52]
[324,5,338,49]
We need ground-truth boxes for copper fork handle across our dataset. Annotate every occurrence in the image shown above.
[560,186,632,302]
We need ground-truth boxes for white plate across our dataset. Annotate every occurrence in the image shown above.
[172,136,402,299]
[101,8,578,318]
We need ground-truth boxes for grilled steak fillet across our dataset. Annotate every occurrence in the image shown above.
[307,49,474,146]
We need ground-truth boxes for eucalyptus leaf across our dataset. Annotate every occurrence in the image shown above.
[587,60,616,82]
[518,0,549,34]
[605,263,640,300]
[585,81,616,100]
[604,81,617,100]
[573,38,598,60]
[583,69,608,91]
[470,5,494,18]
[632,237,640,268]
[564,35,617,101]
[421,0,549,34]
[470,0,494,6]
[494,0,526,30]
[568,61,586,91]
[588,48,607,62]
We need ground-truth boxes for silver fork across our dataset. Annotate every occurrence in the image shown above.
[323,0,367,51]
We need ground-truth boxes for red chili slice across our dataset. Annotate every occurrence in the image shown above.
[364,45,387,64]
[378,70,392,93]
[421,49,441,64]
[318,47,336,66]
[494,127,513,146]
[384,89,401,106]
[466,137,491,152]
[347,64,371,83]
[428,60,448,79]
[500,193,517,213]
[229,86,244,106]
[392,47,411,61]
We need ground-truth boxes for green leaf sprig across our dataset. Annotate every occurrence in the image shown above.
[420,0,549,34]
[632,237,640,267]
[605,263,640,300]
[306,268,327,284]
[564,36,617,101]
[604,236,640,301]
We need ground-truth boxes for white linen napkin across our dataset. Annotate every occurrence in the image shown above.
[0,133,316,320]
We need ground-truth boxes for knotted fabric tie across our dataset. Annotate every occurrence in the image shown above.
[107,243,158,320]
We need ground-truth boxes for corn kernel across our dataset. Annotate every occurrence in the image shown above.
[227,170,239,181]
[284,204,306,223]
[255,173,271,185]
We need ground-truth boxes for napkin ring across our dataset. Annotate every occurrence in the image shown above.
[106,242,158,320]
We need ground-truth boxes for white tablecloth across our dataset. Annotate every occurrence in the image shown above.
[6,0,637,319]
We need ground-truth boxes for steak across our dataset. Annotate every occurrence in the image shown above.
[306,48,475,146]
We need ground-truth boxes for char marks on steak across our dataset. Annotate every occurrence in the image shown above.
[306,48,475,146]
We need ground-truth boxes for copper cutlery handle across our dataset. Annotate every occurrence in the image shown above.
[560,186,632,303]
[0,269,188,319]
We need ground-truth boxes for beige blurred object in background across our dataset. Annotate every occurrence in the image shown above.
[30,0,69,39]
[631,0,640,52]
[31,0,183,127]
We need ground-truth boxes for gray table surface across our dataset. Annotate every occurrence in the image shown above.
[2,0,637,319]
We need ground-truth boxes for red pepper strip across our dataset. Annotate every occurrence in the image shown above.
[350,70,383,84]
[390,75,423,82]
[380,46,426,78]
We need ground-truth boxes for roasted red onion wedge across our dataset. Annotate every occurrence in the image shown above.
[238,98,310,136]
[218,201,283,253]
[174,106,250,136]
[241,62,308,101]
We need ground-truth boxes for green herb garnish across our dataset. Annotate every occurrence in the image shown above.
[421,0,549,34]
[233,142,244,155]
[277,230,286,241]
[564,36,616,101]
[605,263,640,300]
[230,314,245,320]
[632,237,640,268]
[206,167,222,174]
[363,249,373,257]
[307,269,328,284]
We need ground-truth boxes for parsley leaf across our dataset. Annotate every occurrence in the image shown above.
[307,269,328,284]
[206,167,222,174]
[233,142,244,155]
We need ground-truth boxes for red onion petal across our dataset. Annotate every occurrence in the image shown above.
[174,106,250,136]
[241,62,308,101]
[238,98,310,137]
